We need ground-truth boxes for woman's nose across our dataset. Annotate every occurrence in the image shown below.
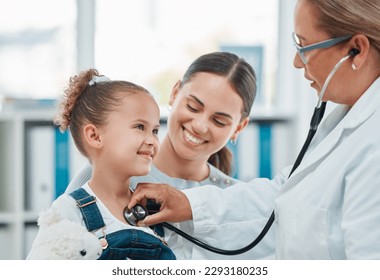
[293,52,304,69]
[192,115,208,134]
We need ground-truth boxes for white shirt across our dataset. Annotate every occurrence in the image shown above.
[66,164,277,259]
[53,183,158,239]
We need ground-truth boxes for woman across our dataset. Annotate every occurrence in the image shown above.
[129,0,380,259]
[66,52,278,259]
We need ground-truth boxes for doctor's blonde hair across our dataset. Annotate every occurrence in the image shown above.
[308,0,380,57]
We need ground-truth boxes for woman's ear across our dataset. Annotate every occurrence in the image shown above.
[350,34,371,70]
[231,117,249,141]
[83,124,103,149]
[169,80,182,106]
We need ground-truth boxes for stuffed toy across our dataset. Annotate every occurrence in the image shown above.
[26,207,103,260]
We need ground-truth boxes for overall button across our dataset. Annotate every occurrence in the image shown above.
[223,179,232,186]
[210,176,217,182]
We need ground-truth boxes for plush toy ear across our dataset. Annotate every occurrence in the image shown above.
[37,207,64,229]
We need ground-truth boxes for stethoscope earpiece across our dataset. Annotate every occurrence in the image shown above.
[349,48,360,57]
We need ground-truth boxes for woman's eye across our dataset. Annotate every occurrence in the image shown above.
[187,104,198,112]
[213,119,226,127]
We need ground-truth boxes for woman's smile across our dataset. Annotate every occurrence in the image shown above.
[183,128,206,145]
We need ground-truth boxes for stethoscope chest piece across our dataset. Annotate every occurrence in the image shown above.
[123,204,148,226]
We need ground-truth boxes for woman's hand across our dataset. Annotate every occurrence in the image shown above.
[128,183,193,226]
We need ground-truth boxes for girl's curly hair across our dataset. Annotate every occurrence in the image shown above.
[54,68,151,157]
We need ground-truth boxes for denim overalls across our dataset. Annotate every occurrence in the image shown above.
[69,188,176,260]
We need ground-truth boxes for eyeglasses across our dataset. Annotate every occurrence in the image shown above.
[292,32,352,64]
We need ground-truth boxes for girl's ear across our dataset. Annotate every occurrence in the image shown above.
[83,124,103,149]
[231,117,249,141]
[169,80,182,106]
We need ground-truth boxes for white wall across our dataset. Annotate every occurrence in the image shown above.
[277,0,322,163]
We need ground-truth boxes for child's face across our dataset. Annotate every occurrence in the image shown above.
[97,92,160,179]
[167,72,247,162]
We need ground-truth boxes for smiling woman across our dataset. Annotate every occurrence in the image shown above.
[163,72,249,179]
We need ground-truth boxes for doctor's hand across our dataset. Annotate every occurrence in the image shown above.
[128,183,193,227]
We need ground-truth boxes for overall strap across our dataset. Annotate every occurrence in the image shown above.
[69,188,105,232]
[151,224,165,238]
[146,200,165,237]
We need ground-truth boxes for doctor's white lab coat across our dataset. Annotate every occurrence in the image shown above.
[184,77,380,259]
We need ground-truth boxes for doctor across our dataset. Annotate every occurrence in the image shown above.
[129,0,380,259]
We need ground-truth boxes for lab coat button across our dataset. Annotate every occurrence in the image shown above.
[210,176,217,182]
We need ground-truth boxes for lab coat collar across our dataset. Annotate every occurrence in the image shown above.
[336,77,380,130]
[288,77,380,180]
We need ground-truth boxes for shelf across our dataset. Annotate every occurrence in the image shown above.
[0,213,14,224]
[0,108,82,259]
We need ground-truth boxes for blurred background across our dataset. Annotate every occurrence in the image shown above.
[0,0,319,259]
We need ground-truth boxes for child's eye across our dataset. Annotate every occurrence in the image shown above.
[135,124,145,131]
[153,128,159,135]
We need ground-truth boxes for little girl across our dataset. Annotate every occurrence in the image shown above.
[27,69,175,260]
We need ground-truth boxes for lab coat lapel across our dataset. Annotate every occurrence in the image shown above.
[287,108,346,181]
[287,77,380,183]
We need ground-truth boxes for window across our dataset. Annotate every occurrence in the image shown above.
[95,0,279,108]
[0,0,76,99]
[0,0,279,108]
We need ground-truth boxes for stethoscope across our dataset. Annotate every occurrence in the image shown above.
[124,48,360,255]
